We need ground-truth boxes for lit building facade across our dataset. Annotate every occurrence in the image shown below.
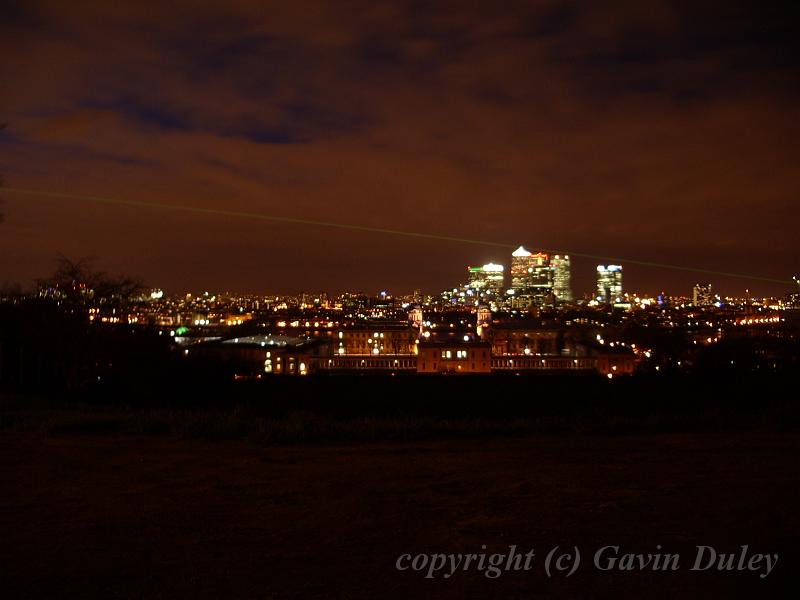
[692,283,713,306]
[188,331,636,377]
[417,341,492,373]
[334,327,417,356]
[510,246,535,291]
[551,254,572,302]
[789,276,800,308]
[510,246,553,307]
[489,328,560,356]
[596,265,623,304]
[466,263,505,295]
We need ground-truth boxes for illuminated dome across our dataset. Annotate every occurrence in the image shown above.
[512,246,532,257]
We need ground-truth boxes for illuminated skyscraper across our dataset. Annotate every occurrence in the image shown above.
[790,276,800,308]
[530,253,551,288]
[692,283,713,306]
[510,246,552,306]
[551,255,572,302]
[510,246,534,292]
[529,252,553,306]
[596,265,623,304]
[467,263,504,295]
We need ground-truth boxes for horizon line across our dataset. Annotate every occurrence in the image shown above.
[3,186,795,288]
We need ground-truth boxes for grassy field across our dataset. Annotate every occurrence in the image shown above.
[2,371,799,442]
[0,430,798,598]
[1,376,798,598]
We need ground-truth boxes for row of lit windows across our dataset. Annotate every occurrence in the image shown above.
[325,358,416,369]
[492,358,593,369]
[420,362,488,371]
[425,349,489,360]
[438,349,489,360]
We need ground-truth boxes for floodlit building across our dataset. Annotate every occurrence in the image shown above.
[551,254,572,302]
[510,246,535,292]
[417,341,492,374]
[466,263,505,295]
[529,253,553,299]
[692,283,714,306]
[334,326,417,356]
[510,246,553,307]
[788,276,800,309]
[186,330,636,377]
[489,326,560,356]
[596,265,623,304]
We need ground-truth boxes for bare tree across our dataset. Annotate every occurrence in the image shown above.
[37,255,144,307]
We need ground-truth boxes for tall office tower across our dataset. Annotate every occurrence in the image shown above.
[511,246,553,306]
[692,283,713,306]
[510,246,535,292]
[530,252,553,306]
[467,266,480,289]
[596,265,623,304]
[551,254,572,302]
[467,263,505,296]
[790,276,800,308]
[530,252,551,286]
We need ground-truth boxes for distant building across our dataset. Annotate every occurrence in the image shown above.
[475,305,492,339]
[510,246,552,307]
[529,252,553,306]
[190,334,329,377]
[417,341,492,374]
[334,326,417,356]
[789,276,800,308]
[510,246,535,292]
[595,353,636,377]
[596,265,623,304]
[692,283,714,306]
[489,325,560,356]
[551,255,572,302]
[408,307,424,330]
[467,263,505,295]
[187,329,635,378]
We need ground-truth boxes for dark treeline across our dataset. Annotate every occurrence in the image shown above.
[0,298,177,394]
[0,257,164,394]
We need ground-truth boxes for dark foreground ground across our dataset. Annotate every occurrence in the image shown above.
[1,428,798,599]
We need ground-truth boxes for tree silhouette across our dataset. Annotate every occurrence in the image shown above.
[0,256,148,392]
[37,255,144,307]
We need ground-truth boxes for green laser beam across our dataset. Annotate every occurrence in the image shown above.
[3,186,794,286]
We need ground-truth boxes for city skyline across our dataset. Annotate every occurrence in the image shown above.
[0,195,796,298]
[8,242,796,302]
[1,1,798,296]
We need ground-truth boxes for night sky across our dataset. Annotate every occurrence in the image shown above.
[1,1,798,297]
